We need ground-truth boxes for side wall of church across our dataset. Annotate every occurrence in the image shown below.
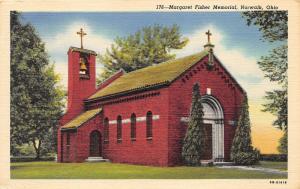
[58,114,102,163]
[99,88,170,166]
[75,115,103,162]
[167,55,245,164]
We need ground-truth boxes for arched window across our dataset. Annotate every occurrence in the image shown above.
[146,111,153,139]
[117,115,122,143]
[131,113,136,140]
[104,118,109,143]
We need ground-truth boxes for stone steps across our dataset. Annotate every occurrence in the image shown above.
[200,160,234,166]
[214,161,234,166]
[85,156,110,162]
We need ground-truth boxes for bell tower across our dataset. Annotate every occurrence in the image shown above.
[67,28,96,115]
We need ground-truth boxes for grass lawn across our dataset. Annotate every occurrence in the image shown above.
[254,161,287,171]
[11,161,287,179]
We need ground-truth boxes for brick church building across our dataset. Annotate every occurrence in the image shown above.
[57,30,245,166]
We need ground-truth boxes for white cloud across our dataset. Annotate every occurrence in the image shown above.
[45,21,112,56]
[173,24,277,100]
[46,22,113,88]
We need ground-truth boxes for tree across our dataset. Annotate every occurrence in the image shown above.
[181,83,206,166]
[10,12,65,158]
[258,46,287,130]
[231,96,260,165]
[242,11,288,153]
[242,11,287,42]
[278,131,287,155]
[98,24,188,83]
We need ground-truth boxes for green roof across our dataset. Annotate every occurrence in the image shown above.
[88,50,208,100]
[61,108,102,130]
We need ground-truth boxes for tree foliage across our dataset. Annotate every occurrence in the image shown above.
[242,11,287,42]
[98,24,188,83]
[258,45,287,130]
[10,12,65,158]
[231,96,260,165]
[278,130,287,155]
[182,83,206,166]
[242,11,288,154]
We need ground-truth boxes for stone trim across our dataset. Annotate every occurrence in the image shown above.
[109,115,160,125]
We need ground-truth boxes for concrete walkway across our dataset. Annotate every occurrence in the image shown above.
[217,165,287,176]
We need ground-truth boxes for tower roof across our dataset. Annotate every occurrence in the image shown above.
[69,46,97,55]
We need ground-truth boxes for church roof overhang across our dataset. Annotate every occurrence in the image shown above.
[61,108,102,130]
[84,81,170,104]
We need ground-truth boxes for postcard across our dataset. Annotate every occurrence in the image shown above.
[0,0,299,189]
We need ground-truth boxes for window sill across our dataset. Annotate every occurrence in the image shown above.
[146,137,153,141]
[117,139,122,143]
[131,138,136,142]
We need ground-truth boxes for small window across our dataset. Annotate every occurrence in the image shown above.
[117,115,122,143]
[104,118,109,143]
[66,133,70,145]
[146,111,153,139]
[131,113,136,140]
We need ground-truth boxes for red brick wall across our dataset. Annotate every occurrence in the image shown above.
[100,88,170,166]
[75,115,103,162]
[167,55,244,164]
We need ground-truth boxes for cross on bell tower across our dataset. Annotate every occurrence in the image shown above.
[204,29,215,51]
[204,30,215,69]
[76,28,87,49]
[205,30,212,44]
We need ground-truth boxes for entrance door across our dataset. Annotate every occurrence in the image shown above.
[89,130,102,157]
[202,124,212,160]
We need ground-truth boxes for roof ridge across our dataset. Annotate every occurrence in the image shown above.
[122,50,208,76]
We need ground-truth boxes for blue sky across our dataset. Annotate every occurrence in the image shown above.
[22,12,277,57]
[21,12,283,101]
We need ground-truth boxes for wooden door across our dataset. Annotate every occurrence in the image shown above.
[89,130,102,157]
[202,124,212,160]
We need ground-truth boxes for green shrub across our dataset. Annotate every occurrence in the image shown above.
[232,148,260,165]
[230,96,261,166]
[10,156,55,162]
[260,154,287,162]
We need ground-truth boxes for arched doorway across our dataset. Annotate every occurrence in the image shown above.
[89,130,102,157]
[201,95,224,161]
